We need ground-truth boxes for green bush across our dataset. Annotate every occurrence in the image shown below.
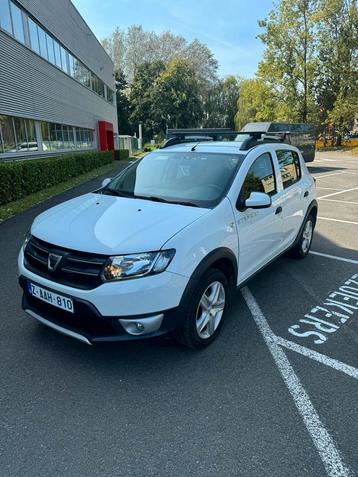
[114,149,130,161]
[0,151,113,205]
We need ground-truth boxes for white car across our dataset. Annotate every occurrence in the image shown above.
[18,141,317,349]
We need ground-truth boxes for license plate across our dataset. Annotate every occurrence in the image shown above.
[27,282,74,314]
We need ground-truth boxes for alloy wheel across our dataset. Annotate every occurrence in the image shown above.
[195,281,226,339]
[302,219,313,253]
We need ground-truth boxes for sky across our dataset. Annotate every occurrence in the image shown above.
[72,0,274,78]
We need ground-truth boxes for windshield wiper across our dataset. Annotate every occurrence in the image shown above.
[135,195,170,203]
[100,188,134,198]
[135,195,199,207]
[101,191,199,207]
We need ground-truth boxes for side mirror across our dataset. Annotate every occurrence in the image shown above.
[102,178,111,188]
[244,192,271,209]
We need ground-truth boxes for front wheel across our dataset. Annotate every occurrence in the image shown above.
[176,269,230,349]
[289,215,314,259]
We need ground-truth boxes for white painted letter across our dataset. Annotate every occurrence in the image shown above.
[288,325,327,344]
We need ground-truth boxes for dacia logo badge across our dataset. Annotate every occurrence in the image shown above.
[48,253,62,272]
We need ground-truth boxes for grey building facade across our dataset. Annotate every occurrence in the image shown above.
[0,0,117,158]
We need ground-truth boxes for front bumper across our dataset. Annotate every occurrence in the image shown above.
[19,276,183,344]
[18,248,188,316]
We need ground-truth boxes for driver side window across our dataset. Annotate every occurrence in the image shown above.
[239,153,277,201]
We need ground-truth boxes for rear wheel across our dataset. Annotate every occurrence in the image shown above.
[176,269,230,349]
[289,215,314,259]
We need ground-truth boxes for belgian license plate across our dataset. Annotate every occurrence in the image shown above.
[27,282,74,314]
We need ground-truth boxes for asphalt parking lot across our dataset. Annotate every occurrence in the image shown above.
[0,151,357,476]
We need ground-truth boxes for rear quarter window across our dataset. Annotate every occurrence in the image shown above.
[276,150,301,189]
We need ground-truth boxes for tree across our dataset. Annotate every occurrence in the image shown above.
[151,59,204,132]
[315,0,358,139]
[234,79,281,130]
[114,69,133,135]
[129,61,166,138]
[203,76,240,129]
[101,26,218,85]
[257,0,319,123]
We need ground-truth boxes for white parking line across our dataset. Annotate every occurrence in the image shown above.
[309,251,358,265]
[316,187,343,191]
[318,187,358,200]
[241,286,351,477]
[274,336,358,380]
[318,198,358,205]
[318,217,358,225]
[314,172,346,179]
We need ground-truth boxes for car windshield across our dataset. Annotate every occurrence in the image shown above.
[103,150,244,208]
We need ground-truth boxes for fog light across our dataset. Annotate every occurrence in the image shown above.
[119,314,164,336]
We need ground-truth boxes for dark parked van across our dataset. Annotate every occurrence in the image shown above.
[241,122,316,162]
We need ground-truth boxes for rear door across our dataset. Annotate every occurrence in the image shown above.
[274,149,306,248]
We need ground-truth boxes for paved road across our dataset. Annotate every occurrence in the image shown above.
[0,153,357,476]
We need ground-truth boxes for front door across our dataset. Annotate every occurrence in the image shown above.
[235,152,284,283]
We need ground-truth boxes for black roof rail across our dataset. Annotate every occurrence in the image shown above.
[237,131,290,151]
[160,128,291,150]
[167,128,233,136]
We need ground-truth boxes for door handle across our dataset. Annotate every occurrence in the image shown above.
[304,191,309,198]
[275,206,283,215]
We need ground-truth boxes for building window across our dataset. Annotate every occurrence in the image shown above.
[67,53,74,76]
[75,127,94,149]
[46,33,55,64]
[53,40,62,69]
[0,0,12,34]
[63,126,75,149]
[28,17,39,54]
[60,46,68,73]
[97,78,105,98]
[13,117,27,150]
[25,119,37,149]
[38,25,48,60]
[0,115,16,153]
[0,0,115,105]
[1,116,95,155]
[9,1,24,43]
[48,123,63,150]
[106,87,114,104]
[39,121,94,152]
[0,115,38,153]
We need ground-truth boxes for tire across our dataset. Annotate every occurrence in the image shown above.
[175,268,230,350]
[289,215,315,259]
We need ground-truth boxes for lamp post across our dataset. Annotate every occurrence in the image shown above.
[138,122,143,150]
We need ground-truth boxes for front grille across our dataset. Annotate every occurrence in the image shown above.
[24,236,107,289]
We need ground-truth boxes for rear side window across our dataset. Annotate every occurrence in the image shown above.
[239,152,276,201]
[277,150,301,189]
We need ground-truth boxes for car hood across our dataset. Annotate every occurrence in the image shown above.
[31,193,209,255]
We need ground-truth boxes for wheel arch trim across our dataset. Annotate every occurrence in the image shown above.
[293,199,318,247]
[178,247,238,309]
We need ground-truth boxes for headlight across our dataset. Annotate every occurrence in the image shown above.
[102,249,175,281]
[22,230,31,250]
